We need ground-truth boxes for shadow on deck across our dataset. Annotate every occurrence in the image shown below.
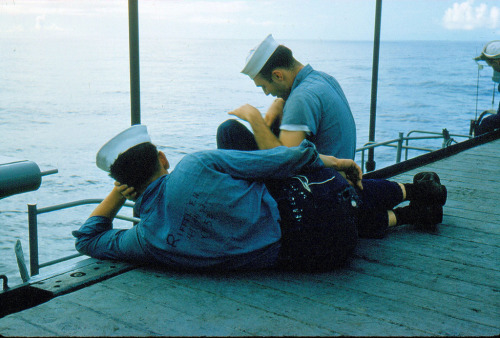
[1,132,499,336]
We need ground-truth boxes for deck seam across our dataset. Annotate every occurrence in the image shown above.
[313,268,500,330]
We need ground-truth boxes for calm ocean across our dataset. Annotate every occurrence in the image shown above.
[0,37,495,285]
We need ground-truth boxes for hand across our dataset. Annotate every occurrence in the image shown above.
[336,159,363,190]
[228,104,262,123]
[114,181,138,201]
[319,155,363,190]
[89,182,130,218]
[264,98,284,127]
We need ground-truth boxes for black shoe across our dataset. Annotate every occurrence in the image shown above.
[413,204,443,231]
[411,172,447,206]
[394,204,443,231]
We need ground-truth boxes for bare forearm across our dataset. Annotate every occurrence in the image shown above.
[248,113,283,150]
[229,104,283,150]
[90,187,126,220]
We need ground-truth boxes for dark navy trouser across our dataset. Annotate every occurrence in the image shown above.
[217,119,279,150]
[266,169,403,271]
[356,179,403,238]
[218,119,404,270]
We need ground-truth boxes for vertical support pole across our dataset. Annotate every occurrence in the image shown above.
[404,132,410,161]
[129,0,141,125]
[28,204,39,276]
[396,132,403,163]
[366,0,382,172]
[360,149,365,172]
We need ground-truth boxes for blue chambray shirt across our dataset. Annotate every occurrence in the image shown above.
[281,64,357,159]
[73,140,325,271]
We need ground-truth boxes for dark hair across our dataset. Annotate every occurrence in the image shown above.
[258,45,296,81]
[109,142,160,190]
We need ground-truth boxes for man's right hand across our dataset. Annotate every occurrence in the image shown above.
[264,98,284,127]
[115,182,138,201]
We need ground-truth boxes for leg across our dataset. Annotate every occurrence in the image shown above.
[267,168,359,271]
[358,173,447,237]
[356,179,404,238]
[216,119,258,150]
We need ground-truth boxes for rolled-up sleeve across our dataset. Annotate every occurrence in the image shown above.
[73,216,148,263]
[191,140,325,181]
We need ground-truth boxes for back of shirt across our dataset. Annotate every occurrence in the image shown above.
[136,151,284,270]
[281,65,357,159]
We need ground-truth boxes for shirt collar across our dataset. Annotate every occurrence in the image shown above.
[291,64,313,92]
[133,175,167,215]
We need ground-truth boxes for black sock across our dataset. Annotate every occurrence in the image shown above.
[403,183,415,201]
[393,206,416,226]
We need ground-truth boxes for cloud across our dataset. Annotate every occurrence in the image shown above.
[35,14,63,31]
[443,0,500,30]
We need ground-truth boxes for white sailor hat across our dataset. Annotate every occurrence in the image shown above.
[241,34,279,79]
[96,124,151,172]
[475,40,500,61]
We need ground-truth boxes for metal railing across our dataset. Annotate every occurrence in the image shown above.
[27,199,138,277]
[357,129,471,171]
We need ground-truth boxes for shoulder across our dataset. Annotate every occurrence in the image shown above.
[295,69,348,107]
[176,150,224,173]
[286,87,320,112]
[301,69,339,90]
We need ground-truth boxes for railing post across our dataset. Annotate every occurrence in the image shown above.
[28,204,39,276]
[404,131,410,161]
[396,132,404,163]
[366,0,383,172]
[128,0,141,125]
[360,149,365,172]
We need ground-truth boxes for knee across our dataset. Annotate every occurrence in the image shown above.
[216,119,247,150]
[217,119,240,135]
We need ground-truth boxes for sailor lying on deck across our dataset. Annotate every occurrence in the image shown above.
[73,125,447,272]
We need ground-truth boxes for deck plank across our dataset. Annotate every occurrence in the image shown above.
[102,268,419,336]
[355,235,500,294]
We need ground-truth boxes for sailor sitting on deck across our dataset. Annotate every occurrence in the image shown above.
[216,34,356,160]
[73,125,447,272]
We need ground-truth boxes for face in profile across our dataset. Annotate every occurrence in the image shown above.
[486,58,500,73]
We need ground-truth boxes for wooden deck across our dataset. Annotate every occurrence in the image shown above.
[1,138,499,336]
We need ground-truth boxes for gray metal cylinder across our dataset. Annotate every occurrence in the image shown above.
[0,161,42,199]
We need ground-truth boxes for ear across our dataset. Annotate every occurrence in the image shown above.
[271,69,284,82]
[158,151,170,171]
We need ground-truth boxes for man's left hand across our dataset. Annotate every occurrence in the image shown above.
[320,155,363,190]
[228,104,263,124]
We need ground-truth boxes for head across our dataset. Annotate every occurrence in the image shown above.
[109,142,169,195]
[486,58,500,73]
[96,125,170,198]
[253,45,301,100]
[241,34,302,100]
[476,40,500,73]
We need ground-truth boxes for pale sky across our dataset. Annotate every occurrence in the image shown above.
[0,0,499,41]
